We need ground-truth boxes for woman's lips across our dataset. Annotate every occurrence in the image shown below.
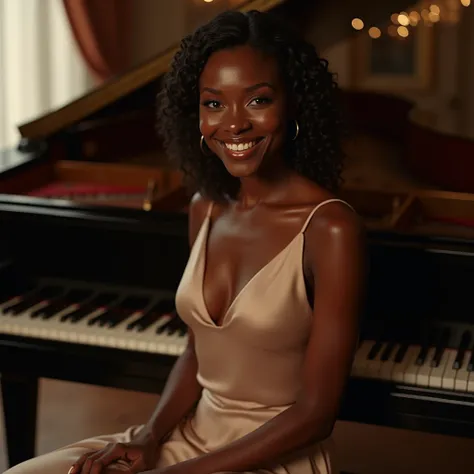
[217,137,265,160]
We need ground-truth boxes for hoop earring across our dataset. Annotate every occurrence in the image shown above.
[200,135,212,156]
[292,120,299,141]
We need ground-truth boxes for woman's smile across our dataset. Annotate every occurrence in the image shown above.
[216,137,266,160]
[198,45,287,178]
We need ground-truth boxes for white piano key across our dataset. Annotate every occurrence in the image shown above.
[351,340,375,377]
[132,315,173,352]
[441,349,458,391]
[403,345,421,385]
[0,296,22,311]
[416,347,436,387]
[365,342,387,378]
[392,345,418,383]
[454,350,471,392]
[429,350,449,388]
[379,343,400,381]
[468,376,474,393]
[467,359,474,393]
[0,303,187,356]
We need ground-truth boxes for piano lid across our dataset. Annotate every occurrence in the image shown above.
[7,0,474,238]
[17,0,414,142]
[17,0,289,142]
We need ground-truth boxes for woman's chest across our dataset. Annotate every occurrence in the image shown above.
[202,214,312,327]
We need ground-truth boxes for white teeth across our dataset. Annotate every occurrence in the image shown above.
[224,141,257,151]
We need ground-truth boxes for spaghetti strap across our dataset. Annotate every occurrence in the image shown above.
[206,201,214,218]
[301,198,354,233]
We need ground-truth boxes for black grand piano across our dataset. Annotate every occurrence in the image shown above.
[3,0,474,469]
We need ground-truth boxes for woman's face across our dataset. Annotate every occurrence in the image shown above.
[199,45,288,179]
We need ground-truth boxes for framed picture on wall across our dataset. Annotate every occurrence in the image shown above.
[350,22,435,94]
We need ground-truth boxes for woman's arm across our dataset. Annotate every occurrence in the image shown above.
[134,193,212,446]
[149,204,365,474]
[134,332,201,446]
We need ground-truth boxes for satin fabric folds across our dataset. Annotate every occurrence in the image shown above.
[6,199,352,474]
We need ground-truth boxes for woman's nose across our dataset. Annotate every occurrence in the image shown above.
[223,106,251,134]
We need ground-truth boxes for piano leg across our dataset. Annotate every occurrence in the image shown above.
[1,373,38,468]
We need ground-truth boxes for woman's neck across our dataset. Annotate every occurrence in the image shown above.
[237,165,292,208]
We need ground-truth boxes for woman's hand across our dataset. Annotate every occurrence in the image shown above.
[69,436,159,474]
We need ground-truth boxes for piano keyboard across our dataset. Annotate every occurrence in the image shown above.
[0,282,188,356]
[353,337,474,393]
[3,282,474,395]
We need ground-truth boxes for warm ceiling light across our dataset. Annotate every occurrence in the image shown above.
[461,0,471,6]
[388,25,398,37]
[368,26,381,38]
[397,25,409,37]
[397,13,410,25]
[351,18,364,30]
[409,11,420,25]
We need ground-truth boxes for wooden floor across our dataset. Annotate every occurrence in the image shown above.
[1,378,474,474]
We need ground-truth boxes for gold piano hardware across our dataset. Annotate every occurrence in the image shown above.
[340,186,474,239]
[0,159,184,212]
[143,179,157,211]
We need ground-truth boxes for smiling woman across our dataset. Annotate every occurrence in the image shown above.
[5,9,365,474]
[158,9,346,203]
[198,48,286,178]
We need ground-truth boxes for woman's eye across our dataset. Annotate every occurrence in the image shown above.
[202,100,221,109]
[249,97,272,106]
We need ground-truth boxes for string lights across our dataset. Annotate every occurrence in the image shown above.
[352,0,471,39]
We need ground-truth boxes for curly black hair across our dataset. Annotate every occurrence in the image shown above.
[157,9,345,202]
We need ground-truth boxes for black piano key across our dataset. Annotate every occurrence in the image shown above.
[176,320,188,337]
[107,296,151,328]
[87,305,123,326]
[416,327,436,366]
[0,281,36,308]
[88,295,150,328]
[31,289,93,319]
[88,309,115,327]
[431,327,450,368]
[132,313,165,331]
[3,286,63,316]
[394,343,409,363]
[0,292,18,305]
[1,289,39,314]
[168,318,186,336]
[168,317,187,336]
[415,345,429,366]
[467,342,474,372]
[127,311,161,331]
[380,341,396,362]
[453,330,472,369]
[63,292,118,323]
[94,308,127,327]
[156,312,182,335]
[0,295,19,309]
[367,341,383,360]
[128,298,175,331]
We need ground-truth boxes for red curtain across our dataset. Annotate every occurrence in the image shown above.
[63,0,132,83]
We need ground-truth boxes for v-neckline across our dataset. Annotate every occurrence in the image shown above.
[198,215,302,329]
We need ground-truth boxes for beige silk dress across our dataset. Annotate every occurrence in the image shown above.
[6,198,351,474]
